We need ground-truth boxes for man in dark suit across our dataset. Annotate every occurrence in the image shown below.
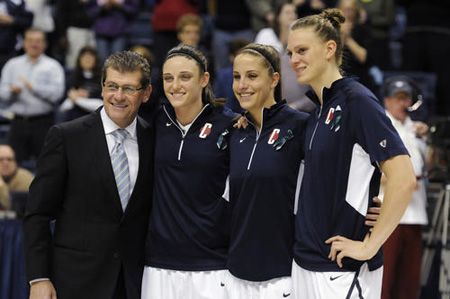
[24,51,154,299]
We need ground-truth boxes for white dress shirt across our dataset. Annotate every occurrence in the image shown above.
[384,112,428,225]
[101,108,139,198]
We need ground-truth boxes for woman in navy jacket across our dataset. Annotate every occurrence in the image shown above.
[287,9,416,299]
[226,43,309,299]
[141,44,236,299]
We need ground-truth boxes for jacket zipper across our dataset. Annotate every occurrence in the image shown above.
[247,110,263,170]
[163,104,209,161]
[308,105,322,151]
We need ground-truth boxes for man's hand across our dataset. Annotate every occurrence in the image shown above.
[414,121,428,138]
[30,280,57,299]
[0,14,13,25]
[10,85,22,95]
[19,77,33,90]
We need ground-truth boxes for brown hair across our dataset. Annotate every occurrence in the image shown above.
[176,13,203,33]
[290,8,345,66]
[101,51,151,88]
[236,43,282,102]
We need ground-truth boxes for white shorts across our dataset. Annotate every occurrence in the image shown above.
[141,266,229,299]
[226,272,293,299]
[291,260,383,299]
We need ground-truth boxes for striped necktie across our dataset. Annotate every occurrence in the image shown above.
[111,129,130,211]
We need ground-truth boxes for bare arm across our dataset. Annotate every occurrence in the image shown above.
[326,154,416,267]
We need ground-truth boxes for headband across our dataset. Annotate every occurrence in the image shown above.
[167,48,206,72]
[245,47,278,73]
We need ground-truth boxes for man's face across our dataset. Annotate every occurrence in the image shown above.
[384,91,412,122]
[23,30,46,59]
[101,68,151,128]
[0,146,17,178]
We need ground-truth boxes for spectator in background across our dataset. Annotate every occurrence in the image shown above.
[381,76,428,299]
[213,38,249,113]
[54,0,95,69]
[0,0,33,72]
[255,2,297,53]
[338,0,377,93]
[87,0,139,63]
[26,0,57,55]
[398,0,450,116]
[176,13,202,48]
[212,0,254,72]
[176,13,215,80]
[59,46,103,121]
[255,2,315,112]
[0,144,33,210]
[246,0,286,32]
[361,0,395,70]
[130,44,160,122]
[0,28,65,163]
[151,0,198,69]
[294,0,336,18]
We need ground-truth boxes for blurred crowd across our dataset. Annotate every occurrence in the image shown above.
[0,0,448,181]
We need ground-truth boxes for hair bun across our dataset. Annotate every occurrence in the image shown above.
[321,8,345,29]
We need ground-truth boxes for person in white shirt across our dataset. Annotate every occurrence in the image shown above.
[0,28,65,163]
[381,76,428,299]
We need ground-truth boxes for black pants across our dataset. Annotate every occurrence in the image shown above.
[113,267,127,299]
[8,113,54,163]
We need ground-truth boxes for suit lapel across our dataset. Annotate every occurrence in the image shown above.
[84,112,124,218]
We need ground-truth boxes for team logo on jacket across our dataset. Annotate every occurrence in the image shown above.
[268,128,280,144]
[325,108,335,125]
[199,123,213,138]
[379,139,387,148]
[326,105,342,132]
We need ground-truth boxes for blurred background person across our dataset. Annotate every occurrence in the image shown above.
[58,46,102,121]
[338,0,377,93]
[150,0,198,69]
[255,1,315,112]
[0,28,65,164]
[130,44,160,122]
[398,0,450,116]
[255,1,297,53]
[246,0,286,32]
[381,75,428,299]
[176,13,215,76]
[0,0,33,72]
[0,144,33,210]
[176,13,202,48]
[54,0,95,69]
[360,0,395,71]
[294,0,336,18]
[213,38,249,114]
[26,0,57,56]
[87,0,139,63]
[212,0,253,73]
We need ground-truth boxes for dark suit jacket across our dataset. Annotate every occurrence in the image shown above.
[24,110,154,299]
